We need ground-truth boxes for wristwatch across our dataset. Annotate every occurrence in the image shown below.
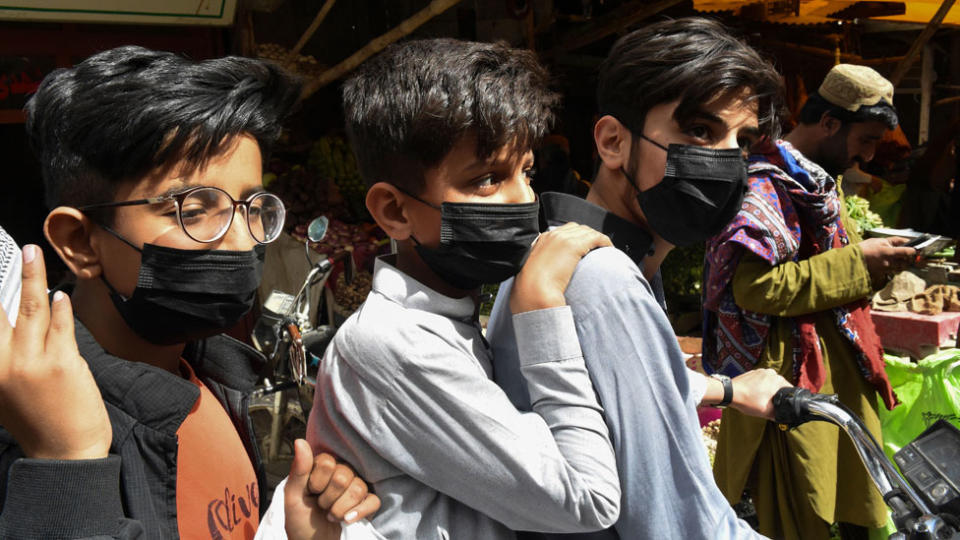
[710,373,734,408]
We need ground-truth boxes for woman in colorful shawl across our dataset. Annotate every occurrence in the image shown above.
[702,138,899,540]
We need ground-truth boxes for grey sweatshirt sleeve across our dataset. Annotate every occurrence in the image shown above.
[0,454,145,539]
[333,306,620,533]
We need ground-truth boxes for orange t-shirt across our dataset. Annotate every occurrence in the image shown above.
[177,361,260,539]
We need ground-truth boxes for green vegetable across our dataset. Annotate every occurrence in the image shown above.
[933,246,955,259]
[844,194,884,236]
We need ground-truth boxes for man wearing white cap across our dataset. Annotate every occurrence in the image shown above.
[703,64,916,539]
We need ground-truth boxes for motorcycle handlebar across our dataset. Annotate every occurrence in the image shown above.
[772,387,840,428]
[771,387,939,531]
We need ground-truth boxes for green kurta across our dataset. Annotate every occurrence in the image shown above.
[713,222,889,539]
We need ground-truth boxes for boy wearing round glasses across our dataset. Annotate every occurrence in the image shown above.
[74,186,287,344]
[0,46,377,539]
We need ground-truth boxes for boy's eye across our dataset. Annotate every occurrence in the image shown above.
[474,174,496,188]
[524,167,537,180]
[180,206,208,222]
[686,125,711,141]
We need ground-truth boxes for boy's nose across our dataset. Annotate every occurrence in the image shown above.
[217,207,257,251]
[503,173,536,204]
[717,132,742,152]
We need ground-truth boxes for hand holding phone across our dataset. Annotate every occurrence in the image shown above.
[860,237,918,281]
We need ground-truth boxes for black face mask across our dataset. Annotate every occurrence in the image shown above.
[404,191,541,290]
[623,133,748,247]
[100,228,265,345]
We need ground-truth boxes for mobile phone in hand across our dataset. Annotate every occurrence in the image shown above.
[904,234,952,258]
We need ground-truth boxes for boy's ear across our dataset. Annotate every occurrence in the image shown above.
[365,182,414,241]
[44,207,103,280]
[594,115,631,171]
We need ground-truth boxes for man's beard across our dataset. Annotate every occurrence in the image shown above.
[817,130,851,177]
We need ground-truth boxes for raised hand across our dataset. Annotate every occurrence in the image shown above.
[284,439,381,540]
[0,245,111,460]
[510,223,612,314]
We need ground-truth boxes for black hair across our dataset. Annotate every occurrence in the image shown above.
[26,46,301,213]
[343,38,559,193]
[797,92,898,129]
[597,17,786,140]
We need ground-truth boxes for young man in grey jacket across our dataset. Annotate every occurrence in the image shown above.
[487,18,792,540]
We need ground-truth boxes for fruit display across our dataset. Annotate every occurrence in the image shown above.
[266,134,385,311]
[845,194,884,236]
[308,136,369,221]
[292,218,385,269]
[264,136,369,227]
[266,163,341,231]
[257,43,325,78]
[333,270,373,317]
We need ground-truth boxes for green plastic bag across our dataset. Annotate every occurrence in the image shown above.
[879,350,960,459]
[869,349,960,539]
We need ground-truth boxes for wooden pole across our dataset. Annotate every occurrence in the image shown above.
[763,39,904,66]
[934,95,960,107]
[287,0,337,61]
[301,0,462,98]
[919,44,934,145]
[889,0,956,87]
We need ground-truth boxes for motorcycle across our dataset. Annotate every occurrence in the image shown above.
[773,387,960,539]
[250,216,347,464]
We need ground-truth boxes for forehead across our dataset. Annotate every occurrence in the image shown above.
[117,135,264,200]
[849,121,889,138]
[694,88,759,124]
[437,132,531,171]
[651,88,761,134]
